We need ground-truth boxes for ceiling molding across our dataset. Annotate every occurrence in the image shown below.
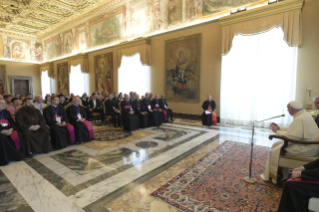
[219,0,304,27]
[116,38,151,50]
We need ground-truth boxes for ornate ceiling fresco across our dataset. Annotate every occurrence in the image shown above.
[0,0,105,36]
[0,0,268,63]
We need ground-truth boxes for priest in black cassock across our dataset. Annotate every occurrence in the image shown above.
[202,95,217,126]
[15,98,52,157]
[278,159,319,212]
[88,93,104,122]
[0,99,26,165]
[121,94,139,131]
[132,94,148,128]
[104,93,121,128]
[160,94,173,122]
[152,94,165,124]
[59,94,68,107]
[43,96,75,149]
[142,93,160,127]
[66,96,94,143]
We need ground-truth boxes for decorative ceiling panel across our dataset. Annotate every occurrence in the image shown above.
[0,0,109,36]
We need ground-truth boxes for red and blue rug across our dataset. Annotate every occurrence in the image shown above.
[150,141,282,212]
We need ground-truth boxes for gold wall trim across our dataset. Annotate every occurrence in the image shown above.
[40,62,54,68]
[219,0,304,27]
[116,38,151,50]
[67,53,89,61]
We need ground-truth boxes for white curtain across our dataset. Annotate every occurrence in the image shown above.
[41,70,51,98]
[220,28,298,127]
[70,64,89,96]
[118,53,151,95]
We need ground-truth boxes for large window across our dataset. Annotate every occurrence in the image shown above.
[118,53,151,95]
[41,70,51,97]
[220,28,298,127]
[70,64,89,96]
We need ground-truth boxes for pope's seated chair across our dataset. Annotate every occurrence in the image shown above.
[269,135,319,211]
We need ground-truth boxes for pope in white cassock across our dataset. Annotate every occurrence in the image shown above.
[261,100,319,184]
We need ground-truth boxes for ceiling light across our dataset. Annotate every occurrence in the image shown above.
[238,7,246,12]
[230,9,238,14]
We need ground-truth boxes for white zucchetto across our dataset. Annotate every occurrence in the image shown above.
[289,100,303,109]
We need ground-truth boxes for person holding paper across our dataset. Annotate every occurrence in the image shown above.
[159,94,173,122]
[142,92,160,127]
[152,94,165,124]
[201,95,217,126]
[104,93,121,128]
[0,98,26,165]
[132,94,148,128]
[43,96,75,149]
[121,94,139,131]
[15,98,52,158]
[66,96,94,143]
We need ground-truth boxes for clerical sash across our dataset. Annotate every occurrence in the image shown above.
[124,105,132,110]
[208,105,217,126]
[53,115,75,143]
[287,178,319,184]
[0,119,20,150]
[83,120,94,139]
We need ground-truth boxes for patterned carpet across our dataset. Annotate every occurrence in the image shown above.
[150,141,282,212]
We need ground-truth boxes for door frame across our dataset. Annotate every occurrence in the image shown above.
[9,76,33,98]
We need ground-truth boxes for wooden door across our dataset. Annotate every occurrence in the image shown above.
[14,79,29,96]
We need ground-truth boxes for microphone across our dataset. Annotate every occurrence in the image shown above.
[255,114,285,123]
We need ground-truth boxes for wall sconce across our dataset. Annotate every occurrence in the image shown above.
[268,0,284,4]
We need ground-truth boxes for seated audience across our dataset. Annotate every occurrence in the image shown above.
[43,96,75,149]
[67,96,94,143]
[278,159,319,212]
[81,93,89,107]
[117,93,123,103]
[4,94,12,108]
[132,94,148,128]
[34,95,47,114]
[152,94,165,123]
[142,92,160,127]
[15,98,52,158]
[202,95,217,126]
[0,99,25,165]
[58,94,67,107]
[104,93,121,128]
[261,100,319,184]
[6,98,20,120]
[88,93,104,123]
[44,95,51,105]
[160,94,173,122]
[69,93,74,103]
[20,95,25,104]
[121,94,139,131]
[14,94,20,99]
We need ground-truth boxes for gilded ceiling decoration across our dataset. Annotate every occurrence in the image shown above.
[0,0,107,36]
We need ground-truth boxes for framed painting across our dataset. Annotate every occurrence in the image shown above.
[94,53,113,94]
[0,65,6,95]
[165,33,201,103]
[57,62,69,95]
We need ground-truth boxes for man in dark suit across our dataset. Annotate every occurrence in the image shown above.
[104,93,121,127]
[88,93,104,122]
[278,158,319,212]
[159,94,173,122]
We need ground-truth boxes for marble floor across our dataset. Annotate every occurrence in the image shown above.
[0,120,277,212]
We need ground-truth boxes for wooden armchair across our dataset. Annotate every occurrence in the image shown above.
[269,135,319,211]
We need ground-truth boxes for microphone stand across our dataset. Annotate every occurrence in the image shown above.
[243,114,285,184]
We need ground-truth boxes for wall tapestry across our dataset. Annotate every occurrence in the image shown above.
[165,33,201,103]
[94,53,113,94]
[57,62,69,95]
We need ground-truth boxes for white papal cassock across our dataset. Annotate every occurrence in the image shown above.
[260,109,319,184]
